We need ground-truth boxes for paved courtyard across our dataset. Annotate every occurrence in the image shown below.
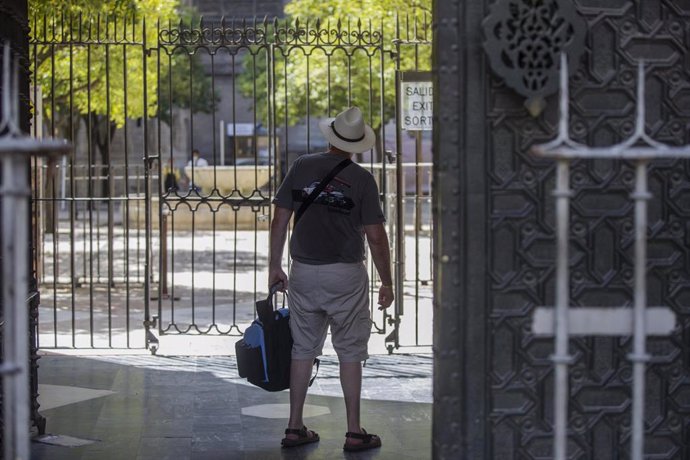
[31,208,433,458]
[37,224,433,355]
[32,353,432,459]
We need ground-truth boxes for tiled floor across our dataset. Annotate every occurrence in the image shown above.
[31,354,432,459]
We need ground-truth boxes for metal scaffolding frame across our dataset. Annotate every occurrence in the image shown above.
[0,42,70,460]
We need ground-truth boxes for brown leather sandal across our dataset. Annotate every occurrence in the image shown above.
[281,426,320,448]
[343,428,382,452]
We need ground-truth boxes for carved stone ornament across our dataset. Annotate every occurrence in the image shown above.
[482,0,587,116]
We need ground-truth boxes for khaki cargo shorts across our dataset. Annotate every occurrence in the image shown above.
[288,260,371,362]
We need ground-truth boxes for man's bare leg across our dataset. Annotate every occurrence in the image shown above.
[286,358,317,440]
[340,361,364,443]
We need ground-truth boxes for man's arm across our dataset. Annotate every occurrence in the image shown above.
[269,205,293,290]
[364,223,394,310]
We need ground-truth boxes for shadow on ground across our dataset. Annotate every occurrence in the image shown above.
[32,354,432,460]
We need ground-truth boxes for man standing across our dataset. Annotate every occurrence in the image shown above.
[269,106,394,452]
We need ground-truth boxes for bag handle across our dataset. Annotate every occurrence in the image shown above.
[257,282,285,321]
[308,358,320,387]
[295,158,352,224]
[269,281,284,298]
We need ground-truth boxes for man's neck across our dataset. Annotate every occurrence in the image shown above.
[328,146,353,158]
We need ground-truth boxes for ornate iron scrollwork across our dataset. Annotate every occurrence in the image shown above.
[158,17,383,47]
[482,0,587,116]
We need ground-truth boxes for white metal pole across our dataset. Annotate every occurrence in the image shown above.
[2,153,31,460]
[551,55,572,460]
[630,159,650,460]
[1,40,70,460]
[629,60,651,460]
[553,159,571,460]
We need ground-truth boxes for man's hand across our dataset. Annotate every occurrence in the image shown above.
[364,223,394,311]
[378,285,394,310]
[269,266,288,292]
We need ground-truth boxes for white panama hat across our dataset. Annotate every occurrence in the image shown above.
[318,106,376,154]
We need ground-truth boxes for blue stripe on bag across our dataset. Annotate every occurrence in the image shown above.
[242,320,269,382]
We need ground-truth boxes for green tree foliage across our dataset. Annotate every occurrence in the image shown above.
[29,0,215,158]
[237,0,431,156]
[30,0,176,129]
[158,47,216,126]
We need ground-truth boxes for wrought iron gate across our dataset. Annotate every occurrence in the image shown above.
[29,13,432,352]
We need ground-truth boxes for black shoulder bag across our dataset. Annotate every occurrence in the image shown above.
[294,158,352,224]
[236,282,320,391]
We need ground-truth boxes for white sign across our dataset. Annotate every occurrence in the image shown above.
[226,123,254,137]
[400,79,433,131]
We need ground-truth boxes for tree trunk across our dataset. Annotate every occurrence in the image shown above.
[374,122,384,163]
[41,113,70,234]
[88,113,116,201]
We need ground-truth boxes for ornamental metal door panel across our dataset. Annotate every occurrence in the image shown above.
[434,0,690,458]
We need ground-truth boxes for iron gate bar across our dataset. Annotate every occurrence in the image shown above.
[142,17,152,349]
[158,17,172,336]
[106,41,112,347]
[87,26,94,347]
[68,23,76,348]
[394,15,404,333]
[123,29,131,348]
[210,31,217,328]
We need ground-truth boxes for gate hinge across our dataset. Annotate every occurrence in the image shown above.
[145,329,159,355]
[143,315,158,329]
[143,155,160,167]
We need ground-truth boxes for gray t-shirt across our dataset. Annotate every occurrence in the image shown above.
[273,152,385,265]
